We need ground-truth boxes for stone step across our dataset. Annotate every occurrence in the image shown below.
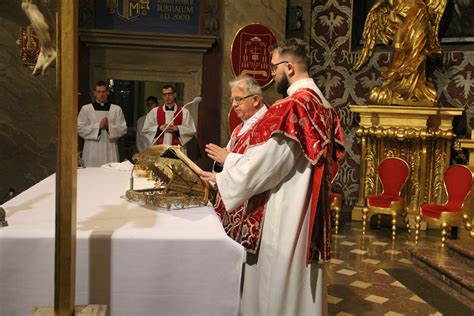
[409,246,474,301]
[446,239,474,266]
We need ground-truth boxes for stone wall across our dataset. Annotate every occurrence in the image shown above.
[0,3,56,201]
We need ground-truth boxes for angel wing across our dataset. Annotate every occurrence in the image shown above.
[424,0,448,53]
[353,0,391,71]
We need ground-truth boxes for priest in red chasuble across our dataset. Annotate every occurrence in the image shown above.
[201,38,344,315]
[142,84,196,154]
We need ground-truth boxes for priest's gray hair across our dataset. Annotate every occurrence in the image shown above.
[229,75,262,97]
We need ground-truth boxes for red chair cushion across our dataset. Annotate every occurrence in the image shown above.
[420,165,472,220]
[367,194,403,208]
[420,204,459,219]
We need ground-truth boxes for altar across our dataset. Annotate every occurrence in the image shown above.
[0,168,245,316]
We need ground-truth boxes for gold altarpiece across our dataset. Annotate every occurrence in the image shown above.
[350,105,464,225]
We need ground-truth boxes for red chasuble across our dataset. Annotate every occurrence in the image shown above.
[214,88,344,261]
[154,105,183,146]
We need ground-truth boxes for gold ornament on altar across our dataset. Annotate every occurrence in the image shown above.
[126,145,214,209]
[353,0,447,106]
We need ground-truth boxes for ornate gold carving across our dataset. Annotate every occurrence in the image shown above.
[350,105,463,223]
[432,142,446,203]
[125,189,208,209]
[353,0,447,106]
[357,126,454,140]
[407,141,421,210]
[364,138,376,196]
[462,214,474,239]
[126,145,212,209]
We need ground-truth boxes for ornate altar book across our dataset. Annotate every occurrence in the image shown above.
[125,145,212,208]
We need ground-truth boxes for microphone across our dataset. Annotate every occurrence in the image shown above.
[153,97,202,145]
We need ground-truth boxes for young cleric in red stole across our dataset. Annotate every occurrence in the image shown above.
[142,84,196,154]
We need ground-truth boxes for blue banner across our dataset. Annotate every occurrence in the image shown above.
[95,0,201,34]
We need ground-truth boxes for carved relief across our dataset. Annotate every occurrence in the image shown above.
[432,140,447,203]
[364,136,376,196]
[407,140,421,210]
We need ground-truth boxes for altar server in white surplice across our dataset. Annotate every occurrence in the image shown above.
[142,84,196,155]
[78,80,127,167]
[201,38,344,316]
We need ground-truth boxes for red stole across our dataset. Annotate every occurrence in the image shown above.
[228,124,244,150]
[214,88,344,262]
[154,105,183,145]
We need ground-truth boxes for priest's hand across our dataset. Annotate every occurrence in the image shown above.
[205,143,230,164]
[199,170,216,183]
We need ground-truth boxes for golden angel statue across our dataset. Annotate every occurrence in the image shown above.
[353,0,447,106]
[21,0,56,76]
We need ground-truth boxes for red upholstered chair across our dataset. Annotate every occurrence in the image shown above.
[330,159,342,234]
[362,157,410,240]
[415,165,474,247]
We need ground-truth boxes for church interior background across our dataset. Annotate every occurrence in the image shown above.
[0,0,473,315]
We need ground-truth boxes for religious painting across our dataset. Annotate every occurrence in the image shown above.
[231,23,277,89]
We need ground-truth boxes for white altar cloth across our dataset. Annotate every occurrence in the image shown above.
[0,168,245,316]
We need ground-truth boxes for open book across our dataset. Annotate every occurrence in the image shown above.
[160,145,203,175]
[126,145,213,208]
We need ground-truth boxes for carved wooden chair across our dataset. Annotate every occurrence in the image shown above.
[415,165,474,247]
[362,157,410,240]
[330,159,343,234]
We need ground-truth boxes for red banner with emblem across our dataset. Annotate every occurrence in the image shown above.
[231,24,277,89]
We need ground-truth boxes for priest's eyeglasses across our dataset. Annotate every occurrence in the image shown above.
[269,61,289,72]
[230,94,255,104]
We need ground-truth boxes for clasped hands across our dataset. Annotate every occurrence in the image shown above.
[160,124,179,133]
[99,117,108,129]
